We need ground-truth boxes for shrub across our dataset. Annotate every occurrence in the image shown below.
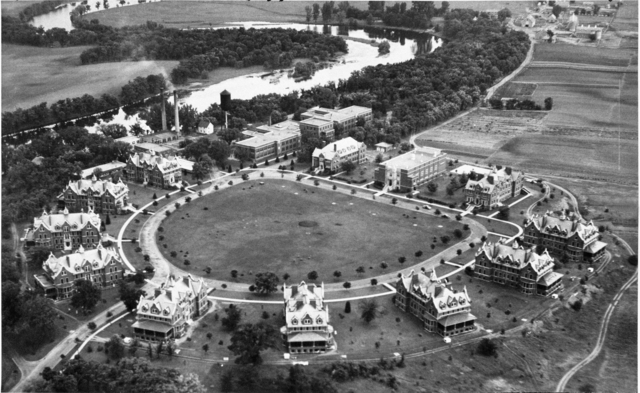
[343,282,351,289]
[166,193,170,199]
[371,279,378,286]
[435,209,441,215]
[628,255,638,266]
[415,251,423,257]
[571,299,583,311]
[476,339,497,357]
[453,229,463,238]
[88,322,97,330]
[469,242,475,248]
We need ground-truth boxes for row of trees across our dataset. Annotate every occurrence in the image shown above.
[17,0,64,22]
[489,97,553,111]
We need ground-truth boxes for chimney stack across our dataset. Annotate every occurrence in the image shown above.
[334,143,337,152]
[173,90,180,135]
[160,88,167,132]
[487,175,494,185]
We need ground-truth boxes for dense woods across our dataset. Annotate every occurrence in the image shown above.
[17,0,64,22]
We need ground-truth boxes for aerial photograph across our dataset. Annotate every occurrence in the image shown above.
[0,0,637,392]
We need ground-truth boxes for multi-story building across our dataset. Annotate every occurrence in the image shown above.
[125,152,183,189]
[474,239,564,296]
[311,137,366,173]
[374,147,447,192]
[61,176,129,215]
[281,281,334,354]
[133,275,210,342]
[79,161,127,180]
[30,208,102,251]
[34,243,127,299]
[233,125,301,162]
[464,166,524,209]
[299,117,335,141]
[301,105,373,133]
[395,269,476,337]
[523,212,607,263]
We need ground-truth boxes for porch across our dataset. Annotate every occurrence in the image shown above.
[132,320,175,342]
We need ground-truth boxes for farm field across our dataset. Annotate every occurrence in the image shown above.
[1,44,178,112]
[530,43,634,66]
[158,179,466,284]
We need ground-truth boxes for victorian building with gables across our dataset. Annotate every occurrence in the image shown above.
[311,137,366,173]
[61,175,129,215]
[395,270,476,337]
[474,239,564,296]
[281,281,334,354]
[30,208,102,251]
[464,166,524,208]
[125,152,182,189]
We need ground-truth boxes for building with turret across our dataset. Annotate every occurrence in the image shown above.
[464,166,524,209]
[30,208,102,251]
[523,212,606,264]
[395,270,476,337]
[311,137,366,173]
[281,281,334,354]
[474,239,563,296]
[61,176,129,215]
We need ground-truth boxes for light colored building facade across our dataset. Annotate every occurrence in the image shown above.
[114,136,141,146]
[281,281,334,354]
[233,123,301,162]
[374,147,447,192]
[311,137,366,172]
[299,117,335,141]
[464,166,524,208]
[133,275,210,342]
[61,176,129,215]
[474,239,564,296]
[197,119,214,135]
[34,243,126,299]
[395,270,476,337]
[125,152,183,189]
[523,212,606,264]
[79,161,127,180]
[31,208,102,251]
[301,105,373,133]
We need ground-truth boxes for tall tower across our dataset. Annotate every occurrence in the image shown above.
[220,90,231,129]
[160,88,167,132]
[173,90,180,135]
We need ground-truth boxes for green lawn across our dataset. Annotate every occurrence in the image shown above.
[52,286,122,322]
[158,179,463,284]
[1,352,20,392]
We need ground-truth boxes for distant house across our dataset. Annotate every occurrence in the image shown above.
[464,166,524,209]
[281,281,334,354]
[311,137,366,173]
[30,208,102,251]
[197,119,214,135]
[474,239,564,296]
[61,176,129,215]
[133,275,210,342]
[395,269,476,337]
[34,243,126,299]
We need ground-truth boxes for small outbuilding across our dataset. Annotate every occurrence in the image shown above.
[375,142,393,153]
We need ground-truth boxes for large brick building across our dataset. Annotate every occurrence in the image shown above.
[34,243,127,299]
[374,147,447,192]
[61,176,129,215]
[474,239,564,296]
[301,105,373,134]
[523,212,607,264]
[311,137,366,173]
[31,208,102,251]
[133,275,210,342]
[395,270,476,337]
[299,117,335,141]
[125,152,182,189]
[233,121,301,162]
[464,166,524,209]
[281,281,334,354]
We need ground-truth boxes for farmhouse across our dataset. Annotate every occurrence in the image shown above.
[133,275,210,342]
[301,105,373,133]
[34,243,126,300]
[79,161,127,180]
[125,152,183,189]
[197,119,214,135]
[311,137,366,173]
[373,147,447,192]
[233,124,301,162]
[281,281,334,354]
[395,270,476,337]
[523,211,606,264]
[464,166,524,209]
[474,239,564,296]
[30,208,102,251]
[61,176,129,215]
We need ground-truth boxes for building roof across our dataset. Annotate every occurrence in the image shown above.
[312,137,363,161]
[43,243,122,279]
[283,281,329,327]
[375,142,393,148]
[142,132,177,141]
[397,270,472,318]
[79,161,127,179]
[137,274,208,321]
[256,120,301,134]
[33,208,101,234]
[132,320,174,333]
[439,312,477,326]
[526,212,599,242]
[381,147,444,170]
[465,166,522,193]
[32,156,45,166]
[128,152,181,174]
[287,332,329,342]
[301,105,371,123]
[300,117,335,127]
[585,240,607,254]
[537,271,564,286]
[114,136,140,144]
[176,158,194,172]
[234,128,299,149]
[476,240,554,274]
[337,105,372,118]
[198,119,212,128]
[65,176,128,198]
[134,143,173,154]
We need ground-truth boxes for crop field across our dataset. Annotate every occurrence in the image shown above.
[1,44,178,111]
[494,82,538,98]
[610,0,638,33]
[158,179,466,284]
[531,43,634,66]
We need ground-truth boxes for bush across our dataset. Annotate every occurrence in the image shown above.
[343,282,351,289]
[415,250,423,257]
[88,322,97,330]
[571,299,583,311]
[476,338,497,357]
[628,255,638,266]
[453,229,463,238]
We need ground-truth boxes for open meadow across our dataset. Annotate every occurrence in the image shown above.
[157,179,466,284]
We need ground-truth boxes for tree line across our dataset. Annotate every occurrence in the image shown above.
[17,0,64,22]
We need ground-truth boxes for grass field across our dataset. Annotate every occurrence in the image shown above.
[1,352,20,392]
[531,43,634,66]
[1,44,178,112]
[158,179,464,284]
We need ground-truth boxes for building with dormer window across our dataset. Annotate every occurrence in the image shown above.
[34,243,126,299]
[523,211,606,264]
[125,152,183,189]
[474,239,564,296]
[311,137,366,173]
[133,275,210,342]
[464,166,524,208]
[281,281,334,354]
[30,208,102,251]
[395,270,476,337]
[61,175,129,215]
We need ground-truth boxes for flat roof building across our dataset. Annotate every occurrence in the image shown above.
[233,126,300,162]
[374,147,447,192]
[299,117,335,141]
[79,161,127,180]
[134,143,175,155]
[301,105,373,135]
[114,136,141,146]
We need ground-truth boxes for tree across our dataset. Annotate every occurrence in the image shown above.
[497,207,510,220]
[343,282,351,289]
[221,304,242,331]
[628,255,638,266]
[220,370,234,392]
[305,5,312,23]
[333,270,342,279]
[70,280,101,312]
[544,97,553,110]
[453,228,463,239]
[321,2,333,21]
[202,343,209,355]
[497,8,511,21]
[398,256,406,264]
[552,4,563,18]
[254,272,279,295]
[356,266,365,274]
[375,153,383,163]
[476,338,497,356]
[340,160,356,174]
[344,301,351,313]
[359,299,380,323]
[228,322,278,365]
[105,335,125,360]
[312,3,320,23]
[371,278,378,286]
[378,40,390,54]
[29,247,53,269]
[427,182,438,193]
[119,281,146,312]
[308,271,319,280]
[192,162,209,181]
[446,184,455,196]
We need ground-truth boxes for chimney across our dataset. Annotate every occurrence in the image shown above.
[487,175,494,185]
[334,143,337,152]
[160,88,167,132]
[173,90,180,135]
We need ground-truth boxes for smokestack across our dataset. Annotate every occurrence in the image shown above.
[334,143,337,152]
[173,90,180,135]
[160,88,167,132]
